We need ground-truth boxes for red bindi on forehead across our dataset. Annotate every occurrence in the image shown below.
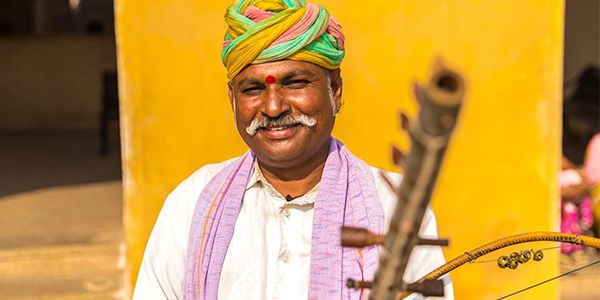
[265,75,276,84]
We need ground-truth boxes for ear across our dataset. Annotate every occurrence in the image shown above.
[329,68,343,108]
[227,81,235,110]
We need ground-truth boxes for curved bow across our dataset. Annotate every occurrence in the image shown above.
[398,232,600,299]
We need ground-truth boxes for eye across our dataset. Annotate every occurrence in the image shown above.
[241,85,264,95]
[285,79,310,89]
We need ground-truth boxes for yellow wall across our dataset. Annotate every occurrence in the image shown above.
[115,0,563,298]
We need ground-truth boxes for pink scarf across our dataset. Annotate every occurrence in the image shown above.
[183,137,383,299]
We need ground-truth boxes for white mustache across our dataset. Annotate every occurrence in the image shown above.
[246,114,317,136]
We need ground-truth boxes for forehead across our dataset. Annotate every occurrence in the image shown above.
[232,60,326,84]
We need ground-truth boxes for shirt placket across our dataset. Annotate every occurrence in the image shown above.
[272,200,291,299]
[253,163,318,300]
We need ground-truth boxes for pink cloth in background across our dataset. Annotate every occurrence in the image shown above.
[584,133,600,186]
[561,197,593,254]
[559,169,594,254]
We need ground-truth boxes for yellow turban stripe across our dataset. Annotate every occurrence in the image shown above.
[285,50,339,70]
[222,0,345,79]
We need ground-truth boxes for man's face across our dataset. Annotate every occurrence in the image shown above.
[228,60,342,170]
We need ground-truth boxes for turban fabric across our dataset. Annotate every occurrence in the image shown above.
[222,0,345,79]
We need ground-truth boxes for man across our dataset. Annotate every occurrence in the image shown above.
[133,0,453,299]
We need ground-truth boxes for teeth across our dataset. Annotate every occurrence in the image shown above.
[265,125,294,131]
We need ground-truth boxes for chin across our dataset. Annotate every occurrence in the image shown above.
[241,126,333,168]
[255,145,304,164]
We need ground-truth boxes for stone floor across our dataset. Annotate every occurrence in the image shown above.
[0,131,124,300]
[0,182,125,300]
[0,131,598,299]
[559,247,600,300]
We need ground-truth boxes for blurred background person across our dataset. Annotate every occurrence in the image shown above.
[560,155,593,265]
[583,133,600,238]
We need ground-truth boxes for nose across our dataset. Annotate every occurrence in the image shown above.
[261,84,291,118]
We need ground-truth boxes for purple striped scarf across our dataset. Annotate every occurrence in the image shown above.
[183,137,383,299]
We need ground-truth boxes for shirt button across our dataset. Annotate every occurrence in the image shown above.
[282,209,290,217]
[282,253,291,263]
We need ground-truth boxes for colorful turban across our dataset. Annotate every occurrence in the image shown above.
[222,0,345,79]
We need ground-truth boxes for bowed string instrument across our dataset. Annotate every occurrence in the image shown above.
[340,63,600,300]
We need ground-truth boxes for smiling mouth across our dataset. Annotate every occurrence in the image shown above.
[261,124,300,131]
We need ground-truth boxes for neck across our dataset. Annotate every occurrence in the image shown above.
[257,144,330,198]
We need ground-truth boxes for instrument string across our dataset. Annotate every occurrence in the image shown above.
[495,259,600,300]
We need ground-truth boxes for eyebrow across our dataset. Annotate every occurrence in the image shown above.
[279,70,316,81]
[236,78,263,86]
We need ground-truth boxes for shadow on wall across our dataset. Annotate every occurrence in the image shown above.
[0,35,121,198]
[0,36,117,131]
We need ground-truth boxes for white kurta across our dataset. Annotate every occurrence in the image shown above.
[133,158,454,300]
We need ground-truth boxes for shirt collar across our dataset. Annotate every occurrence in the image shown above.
[246,159,319,206]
